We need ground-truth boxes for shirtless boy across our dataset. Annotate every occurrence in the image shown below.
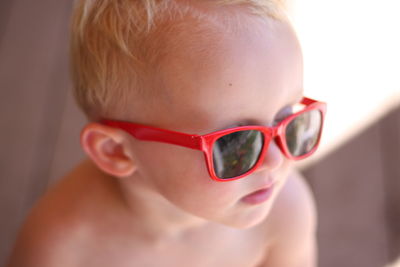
[8,0,326,266]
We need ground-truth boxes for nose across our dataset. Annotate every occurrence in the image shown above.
[261,139,284,171]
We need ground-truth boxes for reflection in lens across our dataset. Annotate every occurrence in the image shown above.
[213,130,264,179]
[285,110,322,157]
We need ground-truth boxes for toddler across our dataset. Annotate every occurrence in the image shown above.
[8,0,326,266]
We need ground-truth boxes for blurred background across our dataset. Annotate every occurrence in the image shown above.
[0,0,399,266]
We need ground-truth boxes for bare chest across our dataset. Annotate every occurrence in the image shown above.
[84,227,270,267]
[134,237,267,267]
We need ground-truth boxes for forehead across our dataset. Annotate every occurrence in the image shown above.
[134,14,303,133]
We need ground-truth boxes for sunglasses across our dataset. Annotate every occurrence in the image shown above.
[101,97,326,182]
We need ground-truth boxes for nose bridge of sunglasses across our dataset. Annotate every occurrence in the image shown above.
[270,125,282,138]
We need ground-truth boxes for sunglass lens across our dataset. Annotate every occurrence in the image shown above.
[213,130,264,179]
[285,109,322,157]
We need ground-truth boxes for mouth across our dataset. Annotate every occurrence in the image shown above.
[241,184,275,205]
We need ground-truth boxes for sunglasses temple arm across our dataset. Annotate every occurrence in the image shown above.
[301,97,316,105]
[133,128,203,150]
[102,120,204,150]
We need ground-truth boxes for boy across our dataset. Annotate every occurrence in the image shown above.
[8,0,326,266]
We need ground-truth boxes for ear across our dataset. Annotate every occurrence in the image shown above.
[80,123,137,178]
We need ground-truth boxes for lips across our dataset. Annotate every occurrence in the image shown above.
[241,184,275,205]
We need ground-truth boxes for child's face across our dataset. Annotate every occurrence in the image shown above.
[128,15,303,229]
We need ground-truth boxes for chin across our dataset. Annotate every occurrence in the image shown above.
[223,203,274,229]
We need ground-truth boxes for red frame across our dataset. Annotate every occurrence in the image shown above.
[101,97,326,182]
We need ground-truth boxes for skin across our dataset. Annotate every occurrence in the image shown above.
[7,7,317,267]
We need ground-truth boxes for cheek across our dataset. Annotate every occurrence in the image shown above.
[279,159,293,182]
[135,142,207,186]
[134,142,241,216]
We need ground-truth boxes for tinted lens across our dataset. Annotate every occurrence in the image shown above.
[212,130,264,179]
[285,109,322,157]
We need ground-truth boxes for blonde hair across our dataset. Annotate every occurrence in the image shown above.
[70,0,287,120]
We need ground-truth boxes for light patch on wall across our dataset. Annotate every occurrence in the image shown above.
[288,0,400,167]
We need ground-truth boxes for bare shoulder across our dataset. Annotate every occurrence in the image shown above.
[7,204,90,267]
[7,161,103,267]
[7,198,89,267]
[262,169,317,267]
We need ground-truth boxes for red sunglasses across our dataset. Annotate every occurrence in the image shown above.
[101,97,326,182]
